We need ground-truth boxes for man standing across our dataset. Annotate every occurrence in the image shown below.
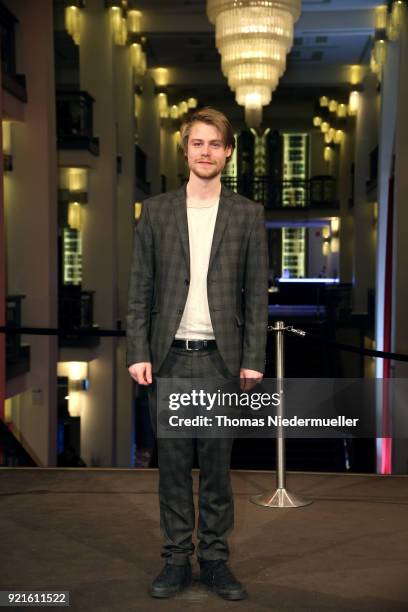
[127,108,268,600]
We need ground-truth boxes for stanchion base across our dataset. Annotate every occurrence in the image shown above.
[250,488,312,508]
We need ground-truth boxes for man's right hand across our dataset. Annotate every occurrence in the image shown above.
[128,362,153,385]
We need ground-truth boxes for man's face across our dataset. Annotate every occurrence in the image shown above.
[186,121,232,180]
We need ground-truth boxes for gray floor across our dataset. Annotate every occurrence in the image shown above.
[1,468,407,611]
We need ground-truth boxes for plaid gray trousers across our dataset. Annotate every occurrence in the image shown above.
[148,346,234,565]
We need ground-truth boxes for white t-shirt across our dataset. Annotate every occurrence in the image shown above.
[175,197,219,340]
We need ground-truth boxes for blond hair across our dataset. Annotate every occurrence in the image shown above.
[180,107,235,160]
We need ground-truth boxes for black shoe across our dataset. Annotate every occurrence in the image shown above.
[150,561,192,598]
[199,560,247,600]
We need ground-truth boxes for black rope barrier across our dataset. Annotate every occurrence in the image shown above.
[0,326,125,337]
[286,330,408,363]
[1,325,408,362]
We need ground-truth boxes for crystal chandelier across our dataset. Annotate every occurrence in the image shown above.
[207,0,301,127]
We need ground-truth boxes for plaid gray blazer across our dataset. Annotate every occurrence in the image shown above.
[126,184,269,375]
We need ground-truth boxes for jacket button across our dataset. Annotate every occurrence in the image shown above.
[184,279,190,286]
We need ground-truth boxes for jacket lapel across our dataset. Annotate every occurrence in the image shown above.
[173,185,190,274]
[208,184,233,272]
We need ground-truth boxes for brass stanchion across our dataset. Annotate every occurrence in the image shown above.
[251,321,312,508]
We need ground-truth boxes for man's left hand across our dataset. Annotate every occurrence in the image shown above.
[239,369,263,392]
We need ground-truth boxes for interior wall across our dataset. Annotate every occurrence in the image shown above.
[3,0,58,465]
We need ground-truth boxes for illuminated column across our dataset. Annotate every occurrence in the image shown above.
[78,0,119,466]
[352,72,379,312]
[115,14,137,467]
[389,14,408,472]
[336,122,354,283]
[375,13,408,473]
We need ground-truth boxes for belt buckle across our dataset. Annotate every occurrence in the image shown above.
[186,339,201,351]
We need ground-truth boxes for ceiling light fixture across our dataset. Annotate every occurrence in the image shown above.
[207,0,301,128]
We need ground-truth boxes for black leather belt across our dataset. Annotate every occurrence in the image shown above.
[172,339,217,351]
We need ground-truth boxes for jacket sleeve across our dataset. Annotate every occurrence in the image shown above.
[241,205,269,373]
[125,201,154,367]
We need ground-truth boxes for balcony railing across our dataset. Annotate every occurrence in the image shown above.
[0,2,27,102]
[56,91,99,155]
[222,175,338,210]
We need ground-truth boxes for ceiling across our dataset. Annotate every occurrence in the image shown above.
[54,0,385,121]
[137,0,382,68]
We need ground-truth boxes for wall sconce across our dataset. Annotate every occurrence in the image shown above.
[374,38,387,71]
[178,100,188,116]
[320,121,330,133]
[68,167,88,193]
[68,202,82,230]
[372,201,378,224]
[57,361,88,385]
[349,64,362,86]
[336,103,348,118]
[70,361,88,381]
[313,116,322,127]
[187,98,198,109]
[65,1,84,45]
[58,361,89,418]
[328,99,338,113]
[134,202,142,220]
[375,4,388,30]
[136,50,147,76]
[170,105,179,120]
[2,121,13,171]
[324,127,336,144]
[330,237,340,253]
[322,241,330,257]
[116,15,128,46]
[107,4,127,46]
[157,92,169,118]
[331,217,340,234]
[152,67,169,87]
[348,90,360,115]
[322,226,331,240]
[319,96,329,107]
[334,130,344,144]
[109,5,122,35]
[127,6,142,34]
[130,39,146,77]
[324,146,332,162]
[130,43,142,69]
